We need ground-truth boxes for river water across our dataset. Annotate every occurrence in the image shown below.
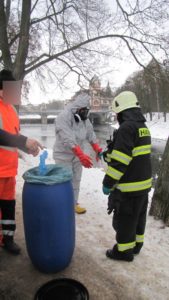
[20,123,166,183]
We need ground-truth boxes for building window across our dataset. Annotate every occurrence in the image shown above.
[93,100,100,106]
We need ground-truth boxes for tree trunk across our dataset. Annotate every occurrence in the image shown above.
[0,0,12,69]
[149,137,169,226]
[14,0,31,79]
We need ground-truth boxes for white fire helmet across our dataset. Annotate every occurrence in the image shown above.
[112,91,140,114]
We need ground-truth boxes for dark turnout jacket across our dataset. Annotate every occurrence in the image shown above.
[103,108,152,196]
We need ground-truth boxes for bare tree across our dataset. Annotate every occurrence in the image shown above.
[0,0,169,87]
[149,138,169,226]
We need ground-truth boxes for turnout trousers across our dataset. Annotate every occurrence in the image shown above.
[113,192,148,250]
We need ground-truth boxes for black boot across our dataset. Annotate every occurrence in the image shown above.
[3,236,21,255]
[106,244,134,262]
[133,242,143,255]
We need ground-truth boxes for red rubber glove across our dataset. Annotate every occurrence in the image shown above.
[72,145,93,168]
[91,143,102,161]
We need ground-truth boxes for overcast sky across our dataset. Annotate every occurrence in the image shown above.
[26,55,140,105]
[0,0,166,105]
[23,0,160,105]
[24,0,142,105]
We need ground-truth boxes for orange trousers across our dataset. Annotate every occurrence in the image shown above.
[0,177,16,200]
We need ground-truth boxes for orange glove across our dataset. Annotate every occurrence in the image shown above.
[91,143,102,161]
[72,145,93,168]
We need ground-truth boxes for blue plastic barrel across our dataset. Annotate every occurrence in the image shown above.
[22,165,75,273]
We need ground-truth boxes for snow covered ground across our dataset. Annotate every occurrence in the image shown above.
[146,112,169,140]
[13,151,169,300]
[0,113,169,300]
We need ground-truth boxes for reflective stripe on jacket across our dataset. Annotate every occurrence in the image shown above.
[103,110,152,195]
[0,99,19,177]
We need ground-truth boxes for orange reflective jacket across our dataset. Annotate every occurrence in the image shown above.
[0,99,19,177]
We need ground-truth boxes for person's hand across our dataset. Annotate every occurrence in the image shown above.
[72,145,93,168]
[26,138,43,157]
[98,151,104,159]
[79,153,93,168]
[107,190,121,215]
[102,185,111,195]
[107,193,115,215]
[91,143,102,161]
[18,150,26,161]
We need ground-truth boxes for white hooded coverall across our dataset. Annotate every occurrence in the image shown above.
[53,92,97,204]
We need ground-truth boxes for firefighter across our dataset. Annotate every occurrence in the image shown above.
[102,91,152,262]
[53,90,102,214]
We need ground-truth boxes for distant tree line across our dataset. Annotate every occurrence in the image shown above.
[44,100,65,110]
[115,59,169,119]
[20,100,65,112]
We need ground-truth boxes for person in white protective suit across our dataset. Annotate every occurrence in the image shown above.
[53,91,102,214]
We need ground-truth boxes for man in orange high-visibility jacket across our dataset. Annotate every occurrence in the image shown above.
[0,69,22,255]
[0,128,43,155]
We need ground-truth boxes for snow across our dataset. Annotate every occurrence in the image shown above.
[13,114,169,300]
[111,112,169,141]
[146,113,169,140]
[47,115,57,118]
[19,114,41,119]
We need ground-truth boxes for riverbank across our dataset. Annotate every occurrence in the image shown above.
[1,114,169,299]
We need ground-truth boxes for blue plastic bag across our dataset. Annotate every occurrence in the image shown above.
[38,150,48,176]
[23,164,73,185]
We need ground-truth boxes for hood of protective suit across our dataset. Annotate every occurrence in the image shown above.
[66,92,91,114]
[53,90,97,160]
